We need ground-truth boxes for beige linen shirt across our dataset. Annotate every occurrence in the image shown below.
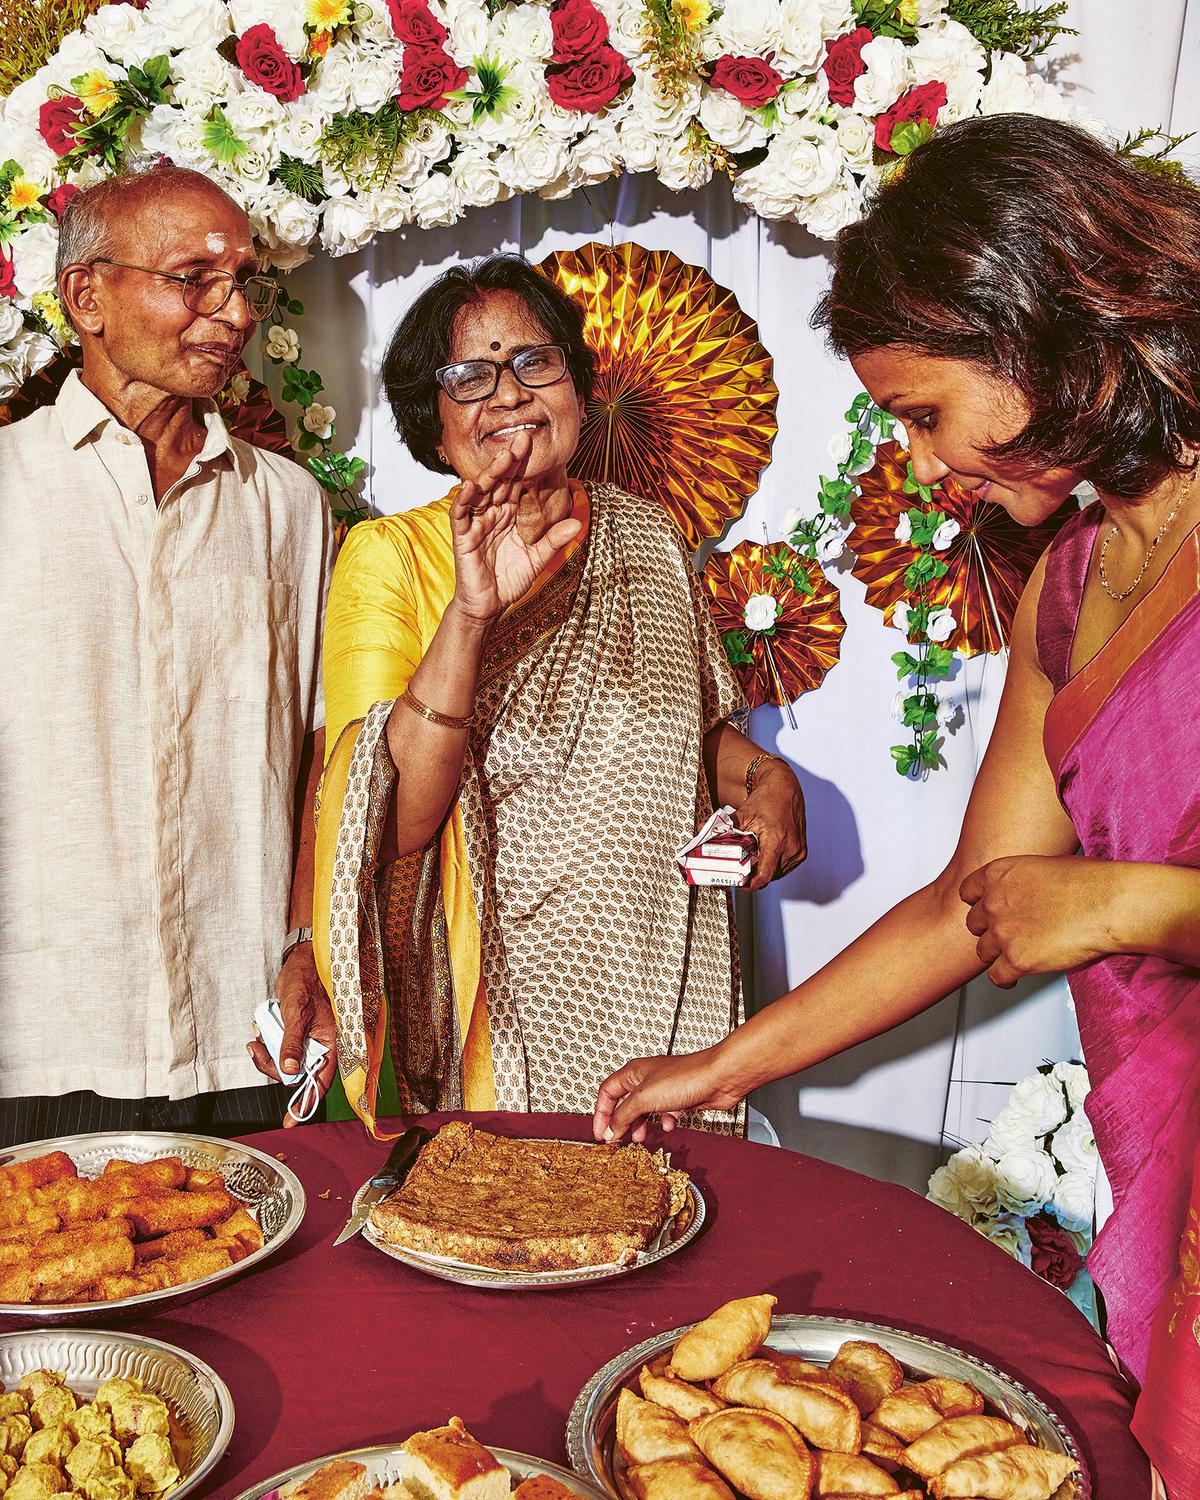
[0,371,334,1100]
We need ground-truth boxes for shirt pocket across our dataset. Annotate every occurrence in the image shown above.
[210,575,299,709]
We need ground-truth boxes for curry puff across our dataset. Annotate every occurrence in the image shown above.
[902,1415,1024,1479]
[624,1457,735,1500]
[638,1359,725,1423]
[810,1449,901,1495]
[928,1445,1078,1500]
[615,1390,698,1465]
[826,1343,905,1418]
[668,1295,777,1382]
[712,1360,860,1454]
[689,1408,813,1500]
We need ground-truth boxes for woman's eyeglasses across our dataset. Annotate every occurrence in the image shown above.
[88,260,280,321]
[435,343,569,404]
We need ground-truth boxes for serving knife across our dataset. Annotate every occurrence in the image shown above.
[333,1125,432,1246]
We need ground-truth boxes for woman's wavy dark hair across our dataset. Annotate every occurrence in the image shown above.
[812,114,1200,497]
[382,253,595,475]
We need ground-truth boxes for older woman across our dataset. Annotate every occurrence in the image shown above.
[313,254,805,1131]
[595,115,1200,1412]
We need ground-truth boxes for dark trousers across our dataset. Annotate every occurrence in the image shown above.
[0,1083,303,1150]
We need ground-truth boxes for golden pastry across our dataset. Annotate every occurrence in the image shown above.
[928,1445,1079,1500]
[638,1361,725,1422]
[712,1360,860,1454]
[624,1457,735,1500]
[811,1449,900,1494]
[902,1415,1024,1478]
[615,1390,698,1466]
[689,1407,813,1500]
[826,1343,904,1418]
[669,1296,777,1382]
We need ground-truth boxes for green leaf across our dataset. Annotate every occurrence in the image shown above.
[924,644,955,679]
[0,160,21,187]
[902,692,939,728]
[889,118,934,158]
[722,629,755,668]
[201,106,248,164]
[274,154,326,205]
[891,650,922,677]
[846,392,871,421]
[890,743,920,776]
[946,0,1074,59]
[287,297,305,316]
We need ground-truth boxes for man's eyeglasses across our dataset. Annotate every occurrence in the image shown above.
[88,260,280,322]
[435,343,569,404]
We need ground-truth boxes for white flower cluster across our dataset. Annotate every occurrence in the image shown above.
[927,1062,1097,1273]
[0,0,1097,396]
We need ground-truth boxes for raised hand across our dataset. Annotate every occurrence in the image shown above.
[450,431,582,625]
[593,1048,747,1143]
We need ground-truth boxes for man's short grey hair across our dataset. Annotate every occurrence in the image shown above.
[54,159,244,286]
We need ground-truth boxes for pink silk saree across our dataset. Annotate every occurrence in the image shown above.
[1038,503,1200,1394]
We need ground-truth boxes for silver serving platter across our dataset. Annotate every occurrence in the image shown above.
[567,1313,1089,1500]
[358,1152,705,1291]
[234,1440,611,1500]
[0,1129,305,1324]
[0,1326,234,1499]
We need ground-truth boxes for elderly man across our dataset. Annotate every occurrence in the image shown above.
[0,162,338,1146]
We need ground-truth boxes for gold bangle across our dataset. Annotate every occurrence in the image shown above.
[745,751,781,795]
[400,686,474,730]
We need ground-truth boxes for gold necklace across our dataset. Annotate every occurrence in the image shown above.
[1098,462,1198,602]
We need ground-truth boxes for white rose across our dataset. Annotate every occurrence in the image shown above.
[569,122,622,185]
[943,1145,1000,1215]
[801,177,862,239]
[617,117,659,173]
[926,607,956,643]
[302,402,335,440]
[931,518,961,550]
[446,5,489,62]
[169,48,238,113]
[743,593,779,632]
[893,511,913,544]
[1050,1061,1090,1112]
[390,121,453,188]
[812,0,855,39]
[656,136,712,193]
[816,527,844,564]
[228,371,250,402]
[0,303,23,344]
[1010,1072,1071,1135]
[852,35,912,116]
[709,0,782,59]
[264,325,301,363]
[975,1212,1032,1267]
[310,45,357,112]
[985,1101,1042,1157]
[496,5,552,62]
[908,21,985,112]
[167,114,211,165]
[927,1163,974,1222]
[835,112,875,169]
[1050,1170,1096,1233]
[227,141,275,189]
[1051,1112,1098,1176]
[351,52,402,115]
[146,0,232,49]
[699,89,768,153]
[0,119,58,181]
[451,151,505,211]
[412,171,465,229]
[772,2,824,75]
[993,1147,1058,1217]
[733,161,800,221]
[320,195,376,255]
[0,328,58,400]
[131,103,182,157]
[259,238,313,272]
[891,602,910,636]
[475,70,548,145]
[979,54,1065,120]
[828,430,853,467]
[83,5,149,63]
[781,127,841,197]
[935,694,958,729]
[497,136,568,196]
[629,73,700,137]
[889,690,907,724]
[780,507,805,538]
[369,182,414,232]
[275,95,334,161]
[226,0,306,58]
[223,91,287,136]
[778,74,825,118]
[11,224,59,299]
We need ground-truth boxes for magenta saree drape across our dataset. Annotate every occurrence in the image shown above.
[1038,505,1200,1387]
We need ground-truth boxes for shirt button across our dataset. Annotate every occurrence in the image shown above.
[117,432,136,446]
[134,492,150,506]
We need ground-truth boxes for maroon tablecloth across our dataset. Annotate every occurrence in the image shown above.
[126,1112,1147,1498]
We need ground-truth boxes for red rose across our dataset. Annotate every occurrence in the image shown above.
[236,23,305,102]
[546,44,632,114]
[0,252,15,299]
[874,79,947,153]
[549,0,609,64]
[1028,1214,1084,1291]
[385,0,448,49]
[822,26,872,107]
[39,96,86,157]
[710,53,784,110]
[45,183,82,219]
[397,46,467,110]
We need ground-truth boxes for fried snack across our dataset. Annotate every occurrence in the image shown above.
[22,1425,72,1469]
[869,1386,944,1443]
[208,1207,264,1261]
[827,1344,904,1418]
[0,1454,16,1480]
[0,1197,58,1238]
[712,1360,860,1454]
[123,1434,180,1495]
[921,1378,985,1420]
[84,1471,136,1500]
[109,1394,169,1445]
[132,1231,208,1265]
[625,1457,736,1500]
[638,1361,725,1422]
[6,1460,64,1499]
[0,1235,134,1305]
[397,1417,510,1500]
[0,1417,32,1459]
[760,1352,844,1389]
[100,1160,188,1192]
[66,1408,112,1446]
[0,1400,28,1422]
[64,1438,123,1488]
[15,1379,61,1406]
[93,1382,141,1411]
[0,1155,76,1199]
[860,1421,905,1471]
[183,1169,223,1192]
[615,1390,699,1466]
[29,1386,75,1430]
[811,1450,900,1495]
[928,1445,1078,1499]
[284,1462,371,1500]
[509,1478,581,1499]
[689,1408,813,1500]
[668,1296,777,1382]
[154,1244,234,1288]
[902,1415,1024,1479]
[124,1189,237,1238]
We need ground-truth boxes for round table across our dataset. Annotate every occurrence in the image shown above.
[129,1112,1147,1499]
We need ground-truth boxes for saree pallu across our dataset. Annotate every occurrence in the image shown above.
[316,481,745,1136]
[1038,505,1200,1391]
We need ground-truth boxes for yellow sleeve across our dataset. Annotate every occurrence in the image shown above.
[322,518,424,758]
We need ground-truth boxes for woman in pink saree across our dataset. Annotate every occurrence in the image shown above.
[594,115,1200,1492]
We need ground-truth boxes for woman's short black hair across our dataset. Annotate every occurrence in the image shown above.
[382,253,596,475]
[812,114,1200,497]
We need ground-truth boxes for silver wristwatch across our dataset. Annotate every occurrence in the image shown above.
[281,926,313,963]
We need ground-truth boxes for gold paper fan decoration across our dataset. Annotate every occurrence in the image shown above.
[849,441,1077,657]
[539,242,778,554]
[701,541,846,709]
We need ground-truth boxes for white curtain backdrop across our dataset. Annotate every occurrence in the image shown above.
[277,2,1199,1188]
